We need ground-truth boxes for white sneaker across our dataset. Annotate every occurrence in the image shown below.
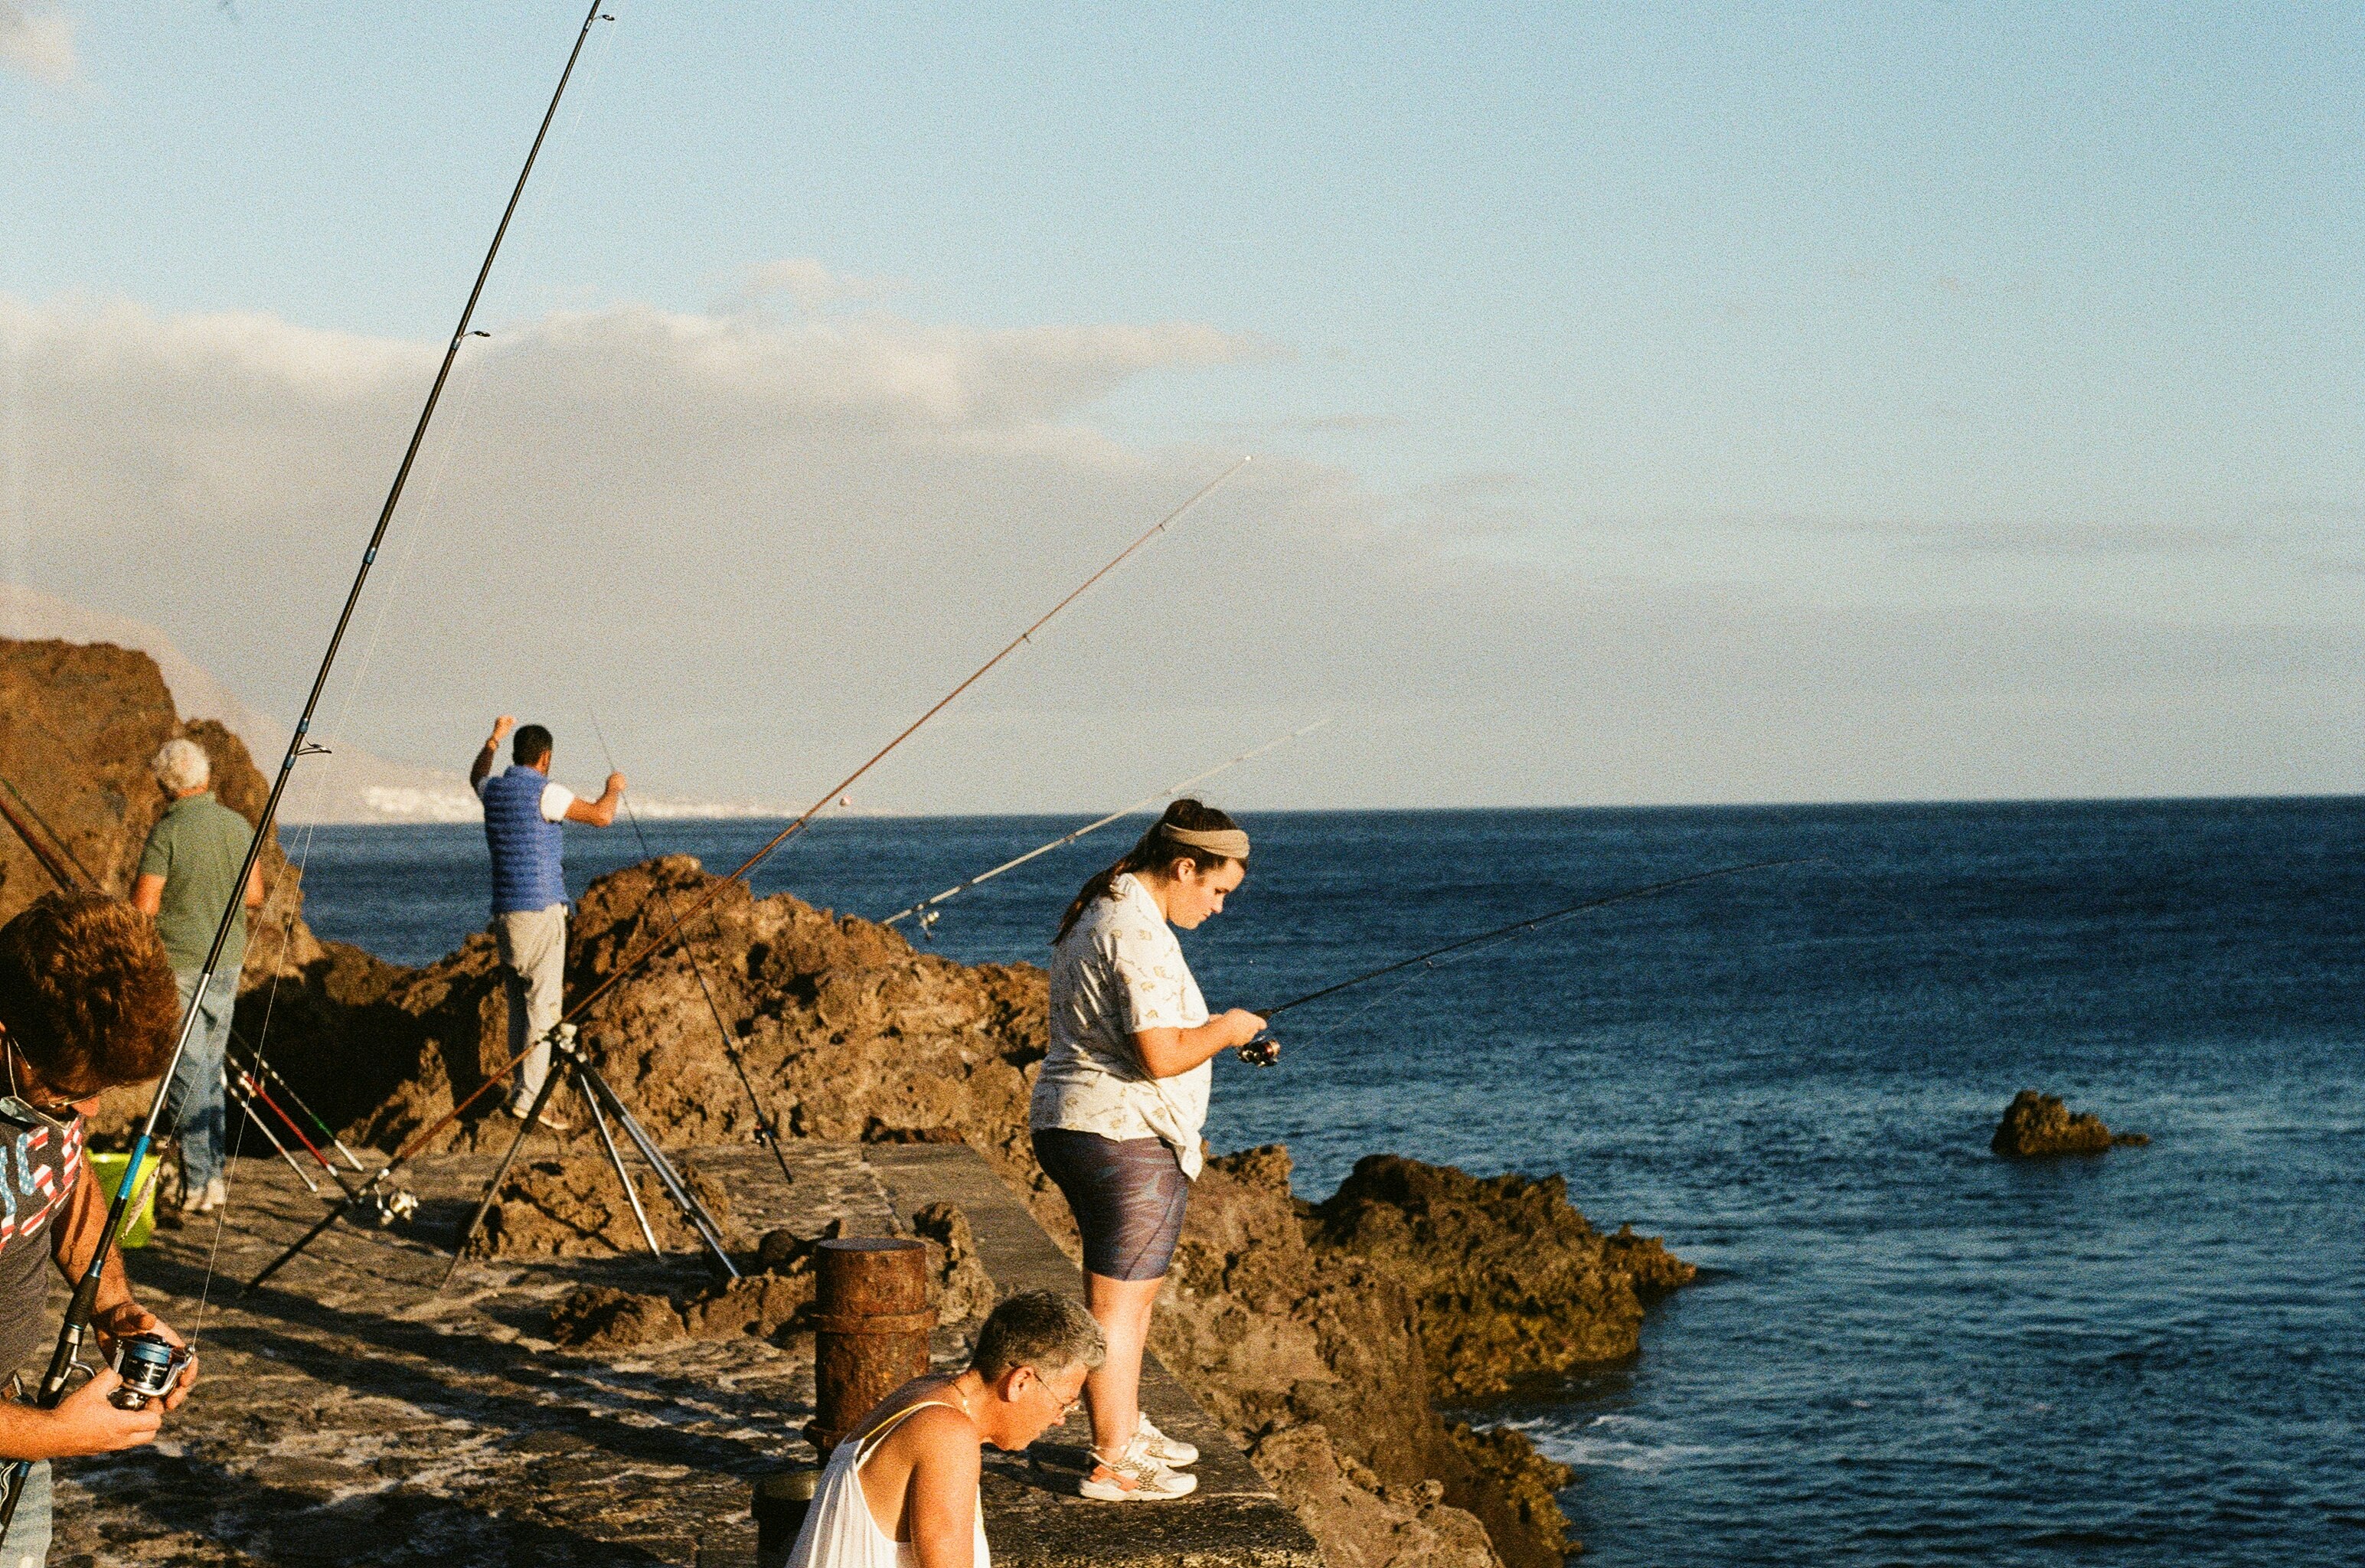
[203,1178,228,1211]
[1080,1446,1199,1502]
[1133,1416,1198,1468]
[182,1177,226,1215]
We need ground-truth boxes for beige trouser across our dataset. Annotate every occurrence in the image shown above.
[492,903,567,1109]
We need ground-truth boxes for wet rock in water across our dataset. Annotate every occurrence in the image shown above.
[1306,1153,1697,1401]
[467,1152,747,1259]
[1448,1424,1579,1562]
[1153,1145,1617,1568]
[1246,1423,1498,1568]
[1991,1089,2148,1158]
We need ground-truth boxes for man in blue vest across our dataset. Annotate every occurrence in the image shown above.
[468,717,624,1129]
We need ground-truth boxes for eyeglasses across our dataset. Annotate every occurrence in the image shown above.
[5,1038,92,1120]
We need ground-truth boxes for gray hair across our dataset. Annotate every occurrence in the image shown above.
[152,737,211,795]
[969,1289,1106,1380]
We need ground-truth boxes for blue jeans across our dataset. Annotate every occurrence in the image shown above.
[0,1460,51,1567]
[164,969,237,1190]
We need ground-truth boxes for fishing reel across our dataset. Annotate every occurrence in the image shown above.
[341,1184,417,1228]
[107,1333,190,1410]
[914,907,941,942]
[1235,1024,1281,1068]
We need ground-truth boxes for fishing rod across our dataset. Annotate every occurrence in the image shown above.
[247,457,1251,1292]
[880,715,1331,936]
[227,1031,367,1174]
[1235,857,1806,1064]
[0,771,354,1193]
[0,2,615,1542]
[226,1054,342,1191]
[227,1065,322,1194]
[0,772,96,891]
[586,710,795,1188]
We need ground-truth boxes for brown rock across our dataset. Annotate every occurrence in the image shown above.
[1307,1153,1697,1400]
[256,856,1053,1200]
[238,848,1694,1567]
[679,1272,817,1341]
[1991,1089,2147,1158]
[465,1152,746,1259]
[0,639,317,966]
[546,1285,688,1352]
[0,638,328,1146]
[908,1200,995,1325]
[1247,1422,1498,1568]
[1448,1424,1579,1561]
[1151,1145,1589,1568]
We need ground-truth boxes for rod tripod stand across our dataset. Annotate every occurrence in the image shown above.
[439,1024,742,1289]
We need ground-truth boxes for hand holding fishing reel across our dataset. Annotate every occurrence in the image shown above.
[1235,1011,1280,1067]
[105,1334,191,1411]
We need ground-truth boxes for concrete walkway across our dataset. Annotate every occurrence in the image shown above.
[871,1144,1321,1568]
[38,1140,1316,1567]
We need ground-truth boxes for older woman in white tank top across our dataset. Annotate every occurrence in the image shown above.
[788,1292,1103,1568]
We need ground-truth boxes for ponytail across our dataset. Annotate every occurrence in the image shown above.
[1053,799,1245,945]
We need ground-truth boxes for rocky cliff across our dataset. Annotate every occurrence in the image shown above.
[0,637,322,1135]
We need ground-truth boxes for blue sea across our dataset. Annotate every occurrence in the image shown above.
[288,800,2364,1566]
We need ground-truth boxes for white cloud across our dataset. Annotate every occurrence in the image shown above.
[5,289,2358,812]
[737,258,903,310]
[0,2,77,86]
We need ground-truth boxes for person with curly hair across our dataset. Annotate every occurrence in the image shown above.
[0,892,201,1568]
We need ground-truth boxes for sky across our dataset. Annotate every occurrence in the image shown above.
[3,2,2362,811]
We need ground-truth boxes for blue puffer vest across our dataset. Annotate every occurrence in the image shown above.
[481,766,567,915]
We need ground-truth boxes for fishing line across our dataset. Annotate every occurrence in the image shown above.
[0,6,619,1538]
[583,704,796,1187]
[249,456,1251,1289]
[176,0,630,1354]
[1236,858,1810,1063]
[0,775,96,887]
[881,715,1332,934]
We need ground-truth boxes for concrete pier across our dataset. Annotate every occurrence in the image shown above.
[45,1142,1319,1568]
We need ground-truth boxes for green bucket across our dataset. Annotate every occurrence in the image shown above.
[87,1151,161,1249]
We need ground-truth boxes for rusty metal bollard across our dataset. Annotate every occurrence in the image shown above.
[806,1236,936,1455]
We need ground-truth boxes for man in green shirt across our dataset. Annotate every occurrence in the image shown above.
[129,738,263,1217]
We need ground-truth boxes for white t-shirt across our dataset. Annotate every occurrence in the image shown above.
[1028,873,1214,1178]
[473,774,575,822]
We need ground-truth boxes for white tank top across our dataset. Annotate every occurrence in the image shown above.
[785,1400,991,1568]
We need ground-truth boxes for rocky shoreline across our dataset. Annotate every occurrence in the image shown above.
[2,637,1697,1568]
[243,855,1694,1566]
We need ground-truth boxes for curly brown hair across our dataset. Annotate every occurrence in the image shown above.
[0,892,184,1092]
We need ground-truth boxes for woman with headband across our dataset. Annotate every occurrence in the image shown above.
[1030,798,1266,1502]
